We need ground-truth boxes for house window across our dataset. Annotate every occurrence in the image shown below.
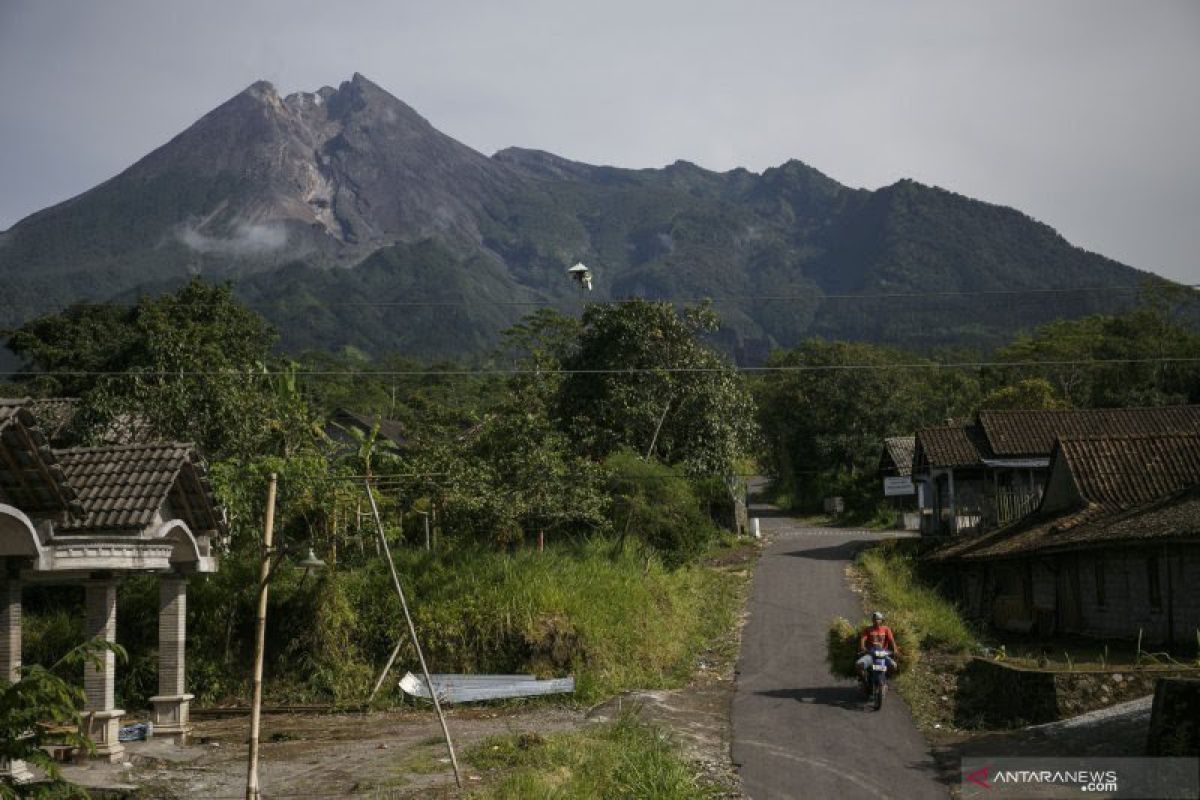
[1094,558,1106,607]
[1147,555,1162,610]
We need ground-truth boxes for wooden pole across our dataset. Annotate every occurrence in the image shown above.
[368,638,405,702]
[245,473,277,800]
[363,480,462,788]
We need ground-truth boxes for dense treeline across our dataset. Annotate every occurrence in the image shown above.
[3,281,755,705]
[755,290,1200,516]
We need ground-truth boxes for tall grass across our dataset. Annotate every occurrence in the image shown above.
[338,537,741,705]
[855,540,975,653]
[468,711,717,799]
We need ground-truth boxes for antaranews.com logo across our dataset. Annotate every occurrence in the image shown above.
[961,757,1198,798]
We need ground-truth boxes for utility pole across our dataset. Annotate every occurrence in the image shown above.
[364,480,462,788]
[245,473,277,800]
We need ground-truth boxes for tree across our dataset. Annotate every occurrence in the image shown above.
[978,377,1067,410]
[756,340,980,511]
[4,303,138,398]
[989,305,1200,408]
[0,640,125,799]
[556,300,756,476]
[7,279,319,460]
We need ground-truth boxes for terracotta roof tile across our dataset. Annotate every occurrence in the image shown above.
[978,406,1200,457]
[882,436,916,476]
[929,433,1200,560]
[0,398,82,515]
[53,442,222,533]
[914,425,985,468]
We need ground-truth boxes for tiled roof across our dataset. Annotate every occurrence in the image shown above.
[0,398,81,515]
[931,488,1200,561]
[978,406,1200,458]
[0,398,224,534]
[22,397,80,446]
[1061,433,1200,513]
[914,425,985,468]
[928,433,1200,561]
[54,443,223,533]
[881,436,916,476]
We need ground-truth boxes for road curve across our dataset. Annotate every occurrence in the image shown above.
[731,510,948,799]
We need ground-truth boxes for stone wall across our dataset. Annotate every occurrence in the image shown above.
[1147,678,1200,756]
[955,657,1200,727]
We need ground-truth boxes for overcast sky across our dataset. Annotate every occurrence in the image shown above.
[1,1,1198,282]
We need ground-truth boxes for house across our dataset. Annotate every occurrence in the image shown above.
[878,436,920,530]
[927,432,1200,645]
[325,408,410,455]
[0,398,223,771]
[912,405,1200,536]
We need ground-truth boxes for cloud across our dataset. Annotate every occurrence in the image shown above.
[176,221,289,256]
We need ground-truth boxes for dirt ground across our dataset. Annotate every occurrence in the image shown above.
[61,544,756,799]
[62,704,582,798]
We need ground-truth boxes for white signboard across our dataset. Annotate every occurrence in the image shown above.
[883,476,916,497]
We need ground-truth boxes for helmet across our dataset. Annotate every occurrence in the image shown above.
[871,611,884,622]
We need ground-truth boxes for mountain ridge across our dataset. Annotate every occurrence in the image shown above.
[0,73,1176,363]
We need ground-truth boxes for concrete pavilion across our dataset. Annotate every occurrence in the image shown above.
[0,398,222,768]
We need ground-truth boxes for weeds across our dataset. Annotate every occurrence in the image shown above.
[855,540,976,652]
[467,710,716,799]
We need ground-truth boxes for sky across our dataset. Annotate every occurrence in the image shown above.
[1,0,1198,282]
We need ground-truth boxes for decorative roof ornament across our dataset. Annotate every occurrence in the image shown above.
[567,262,593,291]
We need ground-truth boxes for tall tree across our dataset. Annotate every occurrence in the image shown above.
[556,300,756,476]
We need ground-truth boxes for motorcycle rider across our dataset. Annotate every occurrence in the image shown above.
[855,611,899,680]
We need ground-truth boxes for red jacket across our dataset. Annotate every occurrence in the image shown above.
[859,624,898,654]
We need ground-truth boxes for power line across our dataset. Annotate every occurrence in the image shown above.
[6,356,1200,378]
[0,284,1193,311]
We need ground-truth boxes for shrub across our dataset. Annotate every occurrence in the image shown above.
[605,450,720,567]
[856,541,975,652]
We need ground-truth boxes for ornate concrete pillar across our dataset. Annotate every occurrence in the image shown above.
[84,578,124,762]
[0,569,32,783]
[0,575,20,683]
[150,575,192,741]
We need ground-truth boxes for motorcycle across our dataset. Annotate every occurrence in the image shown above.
[859,649,892,710]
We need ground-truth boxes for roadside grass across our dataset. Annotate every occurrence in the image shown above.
[342,536,746,707]
[831,538,979,730]
[855,539,976,653]
[466,712,717,799]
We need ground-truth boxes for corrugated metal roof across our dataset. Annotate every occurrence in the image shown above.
[978,406,1200,457]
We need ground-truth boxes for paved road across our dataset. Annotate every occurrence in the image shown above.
[731,509,948,799]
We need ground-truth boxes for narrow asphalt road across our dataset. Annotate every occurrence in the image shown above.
[731,504,948,799]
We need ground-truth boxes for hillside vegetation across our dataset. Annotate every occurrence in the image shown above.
[0,74,1180,366]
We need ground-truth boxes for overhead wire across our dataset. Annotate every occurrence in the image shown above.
[5,356,1200,378]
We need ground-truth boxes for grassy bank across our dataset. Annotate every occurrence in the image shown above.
[342,538,745,705]
[24,537,745,709]
[467,712,716,799]
[829,538,978,728]
[855,539,976,653]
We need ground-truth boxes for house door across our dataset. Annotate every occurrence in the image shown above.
[1056,556,1082,633]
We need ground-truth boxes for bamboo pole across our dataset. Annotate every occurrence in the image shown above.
[368,639,405,702]
[363,480,462,788]
[245,473,278,800]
